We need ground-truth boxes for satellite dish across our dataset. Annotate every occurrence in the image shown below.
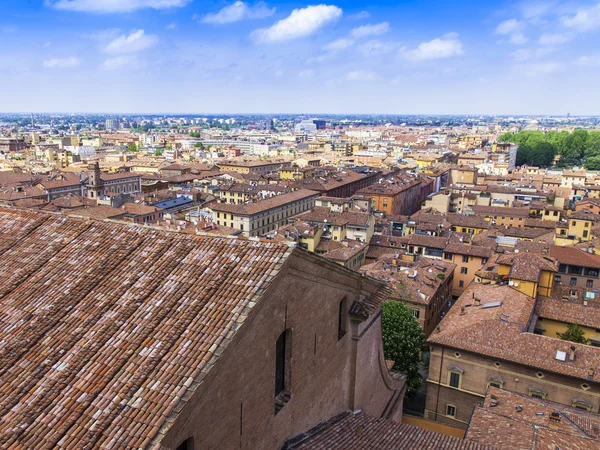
[514,282,519,287]
[509,281,514,286]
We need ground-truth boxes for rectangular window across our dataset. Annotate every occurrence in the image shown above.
[585,268,599,277]
[571,278,577,286]
[459,280,465,288]
[462,255,469,263]
[446,404,456,417]
[449,372,461,388]
[412,309,420,319]
[461,267,468,275]
[444,253,452,260]
[555,275,561,283]
[584,230,589,238]
[587,280,594,288]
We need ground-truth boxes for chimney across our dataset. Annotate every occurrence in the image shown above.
[549,412,561,430]
[474,297,481,306]
[570,345,576,361]
[589,367,595,380]
[460,306,465,315]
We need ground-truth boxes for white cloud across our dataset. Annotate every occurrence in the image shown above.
[495,19,528,45]
[562,3,600,31]
[102,55,136,69]
[201,1,275,24]
[104,30,158,54]
[349,22,389,39]
[322,38,354,51]
[348,11,369,20]
[495,18,521,35]
[165,22,177,30]
[346,70,378,81]
[403,33,464,60]
[42,56,81,68]
[46,0,191,13]
[357,39,394,56]
[538,33,571,45]
[251,4,342,43]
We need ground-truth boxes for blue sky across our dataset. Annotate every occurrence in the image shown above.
[1,0,600,114]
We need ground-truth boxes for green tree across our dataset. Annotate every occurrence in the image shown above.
[381,301,425,396]
[498,132,514,142]
[585,131,600,158]
[586,156,600,170]
[190,131,201,138]
[557,323,588,345]
[127,142,138,152]
[154,149,164,156]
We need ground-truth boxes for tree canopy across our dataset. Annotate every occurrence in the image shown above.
[499,129,600,169]
[381,301,425,396]
[557,323,588,345]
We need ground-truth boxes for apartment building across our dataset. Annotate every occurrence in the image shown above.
[361,256,456,337]
[209,189,319,237]
[443,244,493,297]
[426,283,600,429]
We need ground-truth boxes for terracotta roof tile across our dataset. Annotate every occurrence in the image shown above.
[0,207,293,449]
[285,411,492,449]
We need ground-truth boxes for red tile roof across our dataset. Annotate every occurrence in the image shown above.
[285,411,492,449]
[0,207,294,449]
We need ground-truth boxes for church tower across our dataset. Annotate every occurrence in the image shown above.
[87,162,103,199]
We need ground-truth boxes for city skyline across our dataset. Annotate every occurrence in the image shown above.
[2,0,600,114]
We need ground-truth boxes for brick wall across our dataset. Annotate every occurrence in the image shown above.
[160,251,403,449]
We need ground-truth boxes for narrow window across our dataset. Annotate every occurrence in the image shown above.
[275,331,286,396]
[338,298,347,340]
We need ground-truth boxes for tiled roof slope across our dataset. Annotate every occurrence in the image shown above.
[466,388,600,450]
[284,411,493,450]
[0,207,294,449]
[428,284,600,383]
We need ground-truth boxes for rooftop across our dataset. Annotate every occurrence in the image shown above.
[0,207,293,449]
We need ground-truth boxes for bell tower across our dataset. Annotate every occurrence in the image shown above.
[87,162,103,199]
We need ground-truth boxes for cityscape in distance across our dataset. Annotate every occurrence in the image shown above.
[3,0,600,449]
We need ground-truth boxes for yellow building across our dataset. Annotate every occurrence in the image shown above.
[279,166,316,180]
[535,297,600,347]
[494,252,557,298]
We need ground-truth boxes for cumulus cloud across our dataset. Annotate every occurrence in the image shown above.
[201,1,275,24]
[346,70,378,81]
[538,33,571,45]
[104,30,158,54]
[102,55,136,69]
[402,33,464,60]
[46,0,191,13]
[322,38,354,51]
[562,3,600,31]
[251,4,342,43]
[42,56,81,68]
[349,22,389,39]
[495,18,527,45]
